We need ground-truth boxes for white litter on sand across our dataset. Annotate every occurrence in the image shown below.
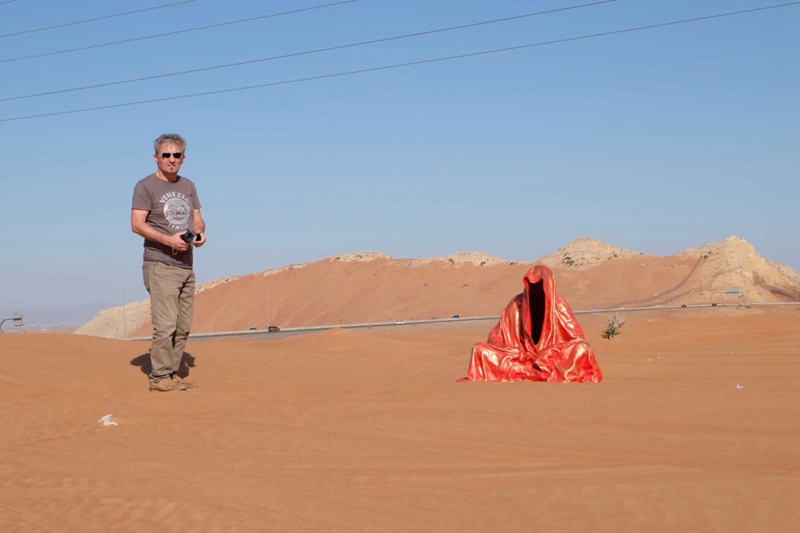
[98,414,118,426]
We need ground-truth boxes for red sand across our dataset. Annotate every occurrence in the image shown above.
[2,308,799,531]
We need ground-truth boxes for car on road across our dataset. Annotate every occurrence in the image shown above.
[268,326,280,332]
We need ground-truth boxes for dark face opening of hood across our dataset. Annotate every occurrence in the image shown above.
[528,279,545,346]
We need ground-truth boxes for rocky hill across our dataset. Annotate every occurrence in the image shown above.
[537,237,650,270]
[679,236,800,301]
[74,236,800,338]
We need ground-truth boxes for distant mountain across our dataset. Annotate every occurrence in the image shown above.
[537,237,650,270]
[75,236,800,338]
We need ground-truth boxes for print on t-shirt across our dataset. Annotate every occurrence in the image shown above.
[160,191,191,231]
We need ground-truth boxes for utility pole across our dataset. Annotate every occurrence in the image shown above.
[122,289,126,338]
[475,268,479,317]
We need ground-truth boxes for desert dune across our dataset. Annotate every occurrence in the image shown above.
[76,236,800,340]
[2,306,799,531]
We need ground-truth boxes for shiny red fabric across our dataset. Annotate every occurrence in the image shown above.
[461,265,602,383]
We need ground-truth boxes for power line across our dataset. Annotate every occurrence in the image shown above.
[0,0,198,39]
[2,1,798,124]
[0,1,617,102]
[0,0,359,64]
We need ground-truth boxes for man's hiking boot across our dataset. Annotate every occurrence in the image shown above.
[149,378,186,392]
[170,374,198,389]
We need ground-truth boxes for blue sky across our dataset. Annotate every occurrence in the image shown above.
[1,0,798,323]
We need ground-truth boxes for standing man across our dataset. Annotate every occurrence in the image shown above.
[132,133,206,392]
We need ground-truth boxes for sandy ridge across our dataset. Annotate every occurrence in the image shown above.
[75,236,800,338]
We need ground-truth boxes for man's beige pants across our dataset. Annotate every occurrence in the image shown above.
[143,261,195,381]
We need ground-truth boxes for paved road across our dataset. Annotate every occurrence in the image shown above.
[125,301,799,342]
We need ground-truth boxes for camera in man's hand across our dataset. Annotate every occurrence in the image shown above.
[180,230,200,244]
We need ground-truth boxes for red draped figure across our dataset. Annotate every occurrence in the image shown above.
[462,265,602,383]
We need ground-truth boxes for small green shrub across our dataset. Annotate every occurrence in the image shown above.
[601,315,626,340]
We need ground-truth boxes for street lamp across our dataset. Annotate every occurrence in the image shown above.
[0,314,24,331]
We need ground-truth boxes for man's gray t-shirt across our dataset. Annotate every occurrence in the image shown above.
[132,173,201,268]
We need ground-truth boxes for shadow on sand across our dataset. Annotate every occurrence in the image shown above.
[130,351,196,378]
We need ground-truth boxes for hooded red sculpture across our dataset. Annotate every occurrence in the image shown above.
[462,265,602,382]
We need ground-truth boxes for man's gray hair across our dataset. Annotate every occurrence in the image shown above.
[153,133,187,153]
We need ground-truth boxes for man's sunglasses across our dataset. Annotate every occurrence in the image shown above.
[160,152,184,159]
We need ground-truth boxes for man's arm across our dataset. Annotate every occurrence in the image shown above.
[193,209,207,247]
[131,209,190,252]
